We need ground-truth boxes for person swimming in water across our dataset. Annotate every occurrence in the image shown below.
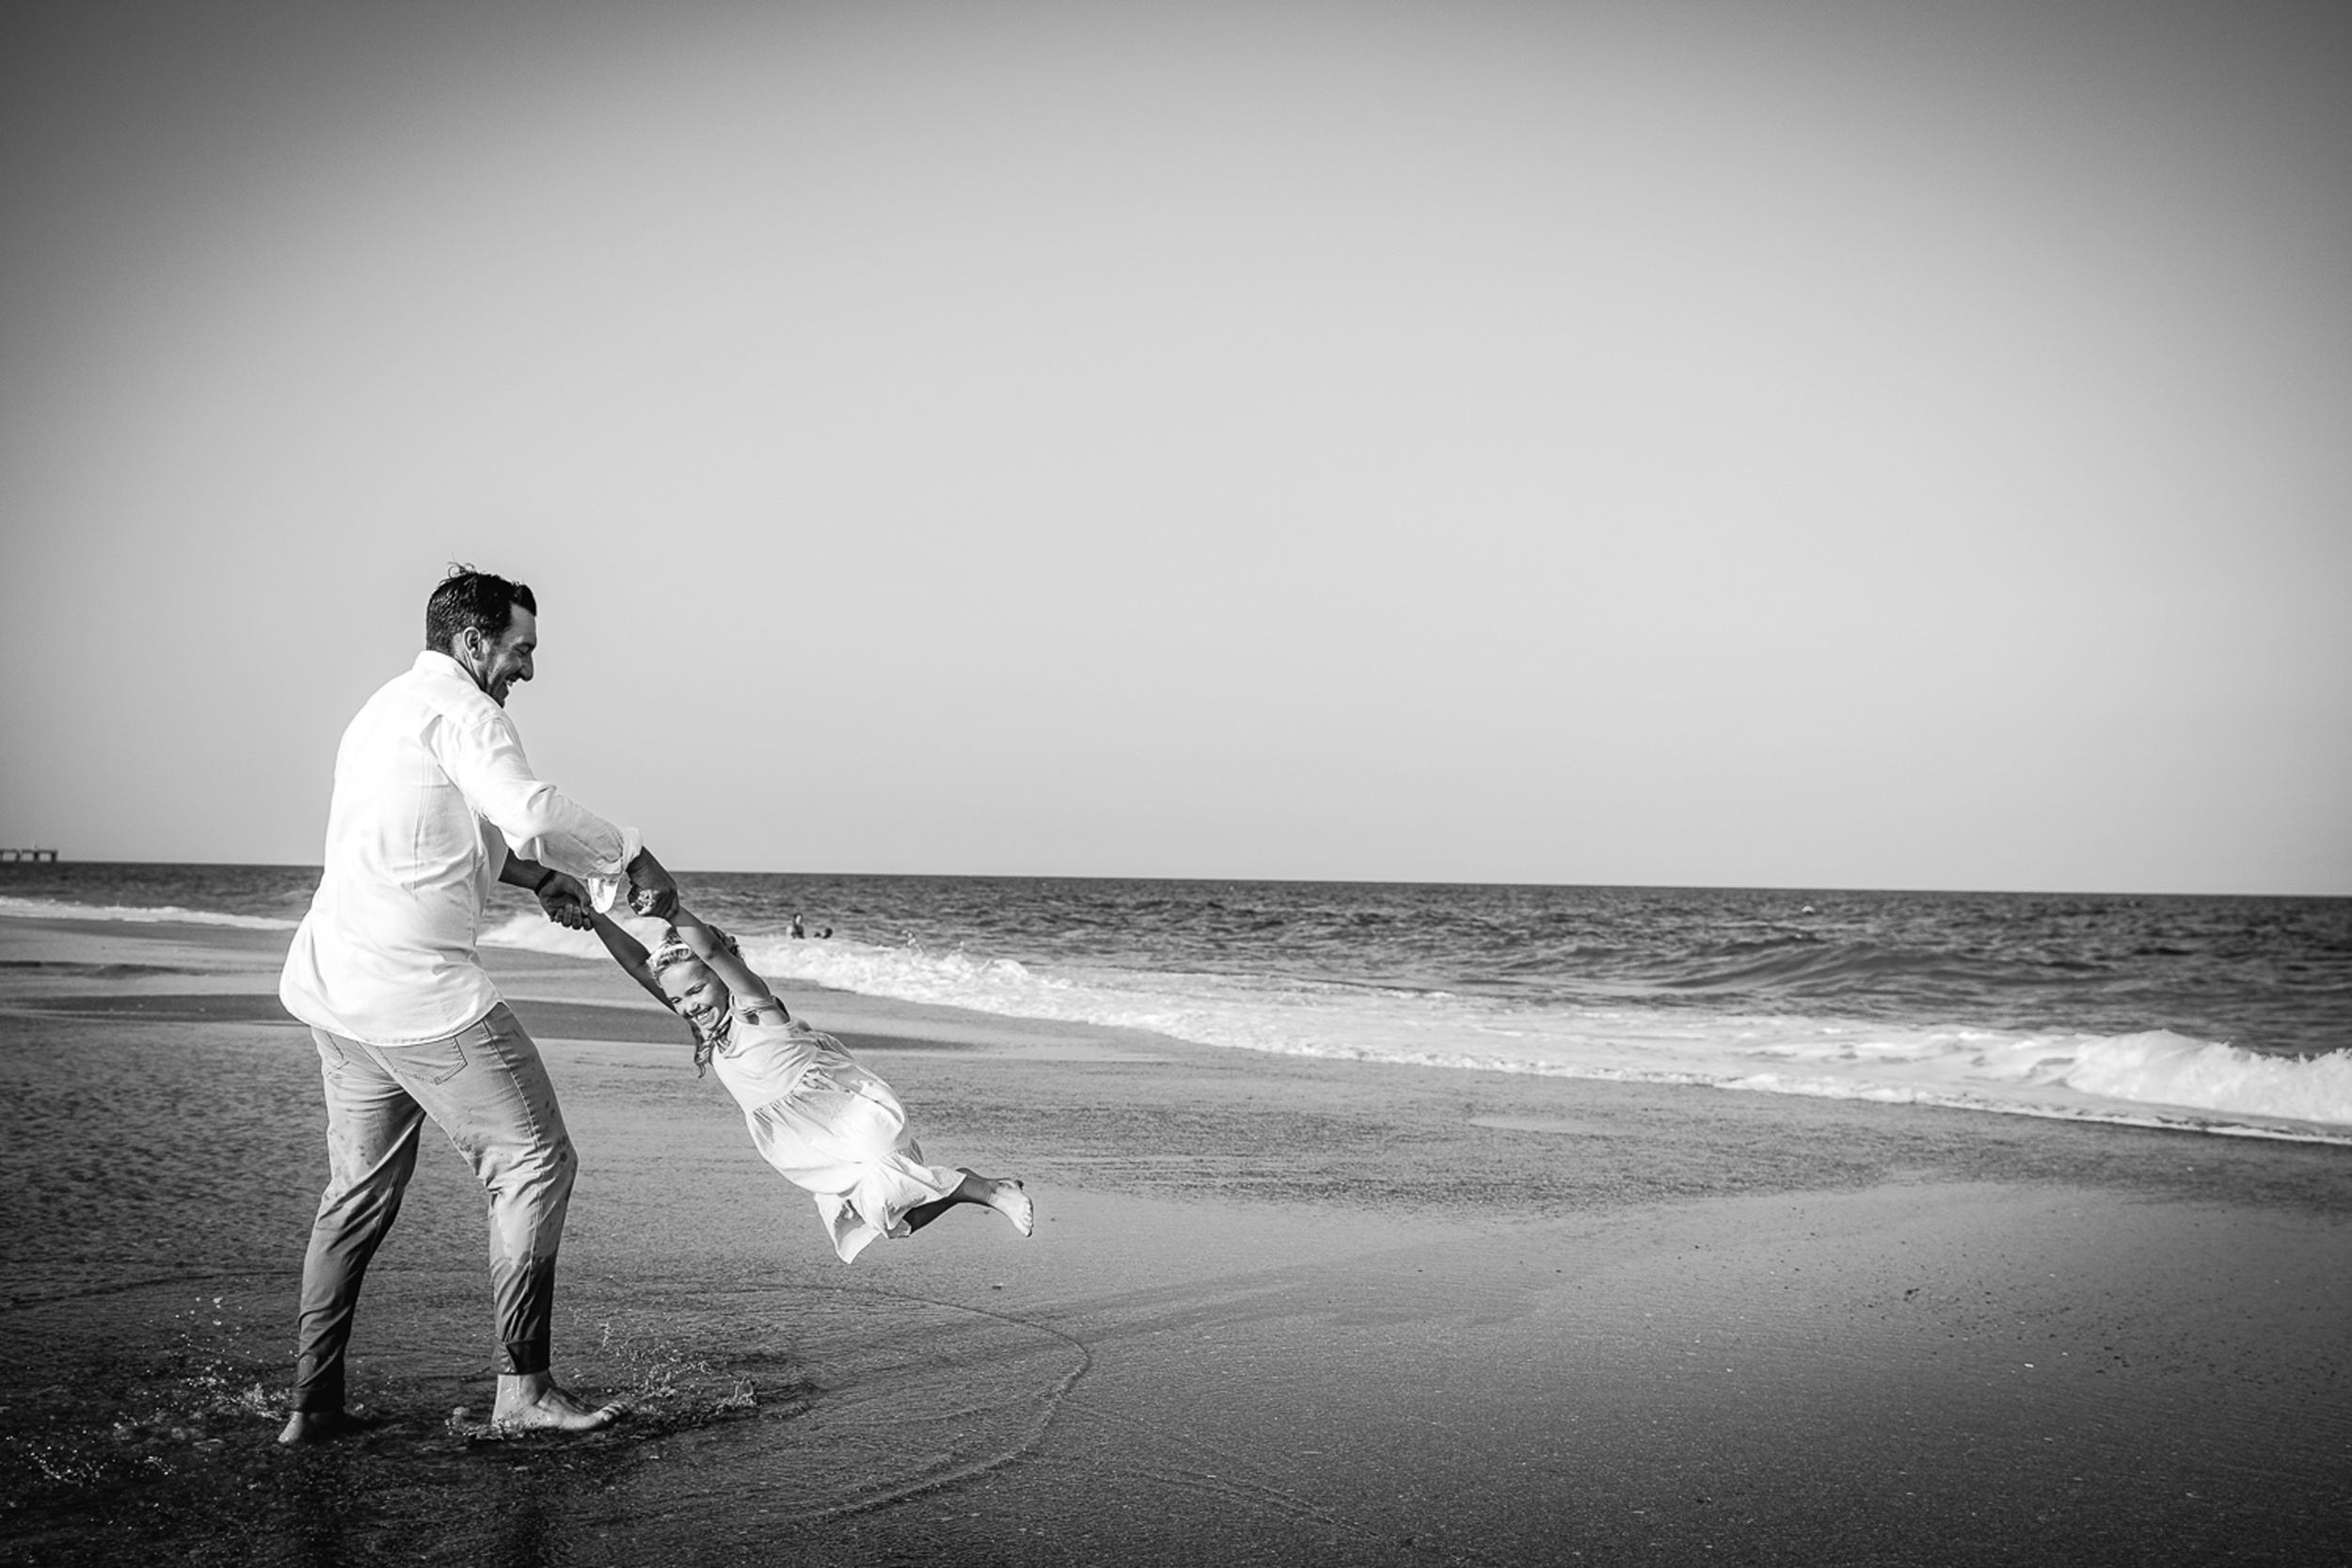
[589,904,1031,1260]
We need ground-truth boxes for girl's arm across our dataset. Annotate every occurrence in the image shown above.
[672,904,789,1021]
[589,911,671,1007]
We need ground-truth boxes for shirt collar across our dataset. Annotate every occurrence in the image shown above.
[413,648,498,705]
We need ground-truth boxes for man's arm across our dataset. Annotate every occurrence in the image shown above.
[436,711,643,888]
[501,854,593,931]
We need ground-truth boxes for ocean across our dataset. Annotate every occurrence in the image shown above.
[4,862,2347,1143]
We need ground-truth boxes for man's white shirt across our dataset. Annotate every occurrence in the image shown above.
[280,649,640,1045]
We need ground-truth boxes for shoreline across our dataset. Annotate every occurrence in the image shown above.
[11,878,2352,1143]
[2,913,2347,1565]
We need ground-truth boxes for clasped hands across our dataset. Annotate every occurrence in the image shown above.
[532,848,678,930]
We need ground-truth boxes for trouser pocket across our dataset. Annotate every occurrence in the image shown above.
[399,1031,471,1085]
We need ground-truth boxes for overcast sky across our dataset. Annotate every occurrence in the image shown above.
[3,0,2346,893]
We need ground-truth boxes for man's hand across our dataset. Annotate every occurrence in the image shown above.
[535,871,595,931]
[626,848,678,920]
[501,854,594,928]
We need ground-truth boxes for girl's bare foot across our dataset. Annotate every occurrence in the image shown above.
[965,1171,1034,1236]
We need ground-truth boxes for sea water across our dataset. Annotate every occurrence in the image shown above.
[5,863,2347,1142]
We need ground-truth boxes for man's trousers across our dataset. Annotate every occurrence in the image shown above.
[291,1003,576,1414]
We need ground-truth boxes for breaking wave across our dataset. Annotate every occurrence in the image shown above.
[479,913,2352,1142]
[0,895,296,931]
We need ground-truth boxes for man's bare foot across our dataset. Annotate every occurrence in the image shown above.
[278,1410,342,1446]
[277,1405,375,1445]
[490,1372,619,1434]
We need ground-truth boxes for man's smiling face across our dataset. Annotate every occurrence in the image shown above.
[461,608,537,706]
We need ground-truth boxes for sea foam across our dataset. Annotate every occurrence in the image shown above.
[0,895,297,931]
[477,913,2352,1141]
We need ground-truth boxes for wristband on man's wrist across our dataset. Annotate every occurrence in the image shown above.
[531,868,557,895]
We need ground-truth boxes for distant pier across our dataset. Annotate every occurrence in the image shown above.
[0,847,58,863]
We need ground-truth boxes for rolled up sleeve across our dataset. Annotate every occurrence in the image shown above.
[435,710,640,879]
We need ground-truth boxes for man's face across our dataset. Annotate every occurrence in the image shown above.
[459,608,537,706]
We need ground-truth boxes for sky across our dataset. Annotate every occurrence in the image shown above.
[2,0,2346,894]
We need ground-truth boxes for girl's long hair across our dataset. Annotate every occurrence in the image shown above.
[688,1013,721,1076]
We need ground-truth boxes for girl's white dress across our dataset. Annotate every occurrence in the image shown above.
[706,1004,964,1262]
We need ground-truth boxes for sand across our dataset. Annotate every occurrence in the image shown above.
[1,913,2346,1566]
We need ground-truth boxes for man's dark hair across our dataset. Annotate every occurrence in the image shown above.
[424,566,537,653]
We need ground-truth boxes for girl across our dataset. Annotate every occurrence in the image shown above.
[591,905,1032,1261]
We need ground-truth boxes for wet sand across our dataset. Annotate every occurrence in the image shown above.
[2,914,2347,1566]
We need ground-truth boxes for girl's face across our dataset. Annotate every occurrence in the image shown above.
[658,958,729,1033]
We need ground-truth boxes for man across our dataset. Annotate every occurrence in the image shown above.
[276,567,677,1443]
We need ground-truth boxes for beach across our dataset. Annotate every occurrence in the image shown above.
[3,912,2346,1566]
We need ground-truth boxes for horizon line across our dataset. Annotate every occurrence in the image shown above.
[4,858,2346,902]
